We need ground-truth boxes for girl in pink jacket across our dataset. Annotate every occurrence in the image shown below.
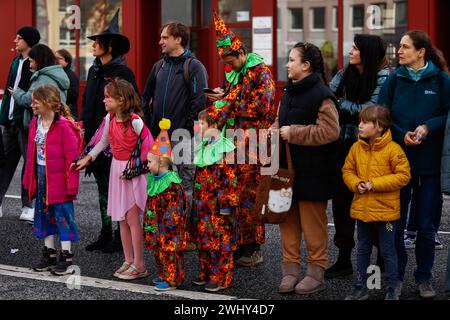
[23,85,82,276]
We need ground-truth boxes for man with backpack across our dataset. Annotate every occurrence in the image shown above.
[142,21,208,250]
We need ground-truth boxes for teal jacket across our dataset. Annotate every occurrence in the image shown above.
[379,61,450,176]
[12,65,70,130]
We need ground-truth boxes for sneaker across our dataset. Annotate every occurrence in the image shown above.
[113,261,132,278]
[192,278,208,286]
[235,249,263,267]
[19,207,34,224]
[404,233,416,249]
[152,277,164,285]
[33,247,57,272]
[51,250,75,276]
[435,234,444,250]
[154,281,177,291]
[418,282,436,299]
[204,281,228,292]
[345,285,370,300]
[117,264,149,280]
[385,287,399,300]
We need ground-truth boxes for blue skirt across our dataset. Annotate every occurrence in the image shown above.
[33,165,79,241]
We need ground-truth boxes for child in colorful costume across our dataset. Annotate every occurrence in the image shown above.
[144,118,188,291]
[191,110,238,292]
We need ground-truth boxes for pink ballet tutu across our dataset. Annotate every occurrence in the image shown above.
[107,158,148,221]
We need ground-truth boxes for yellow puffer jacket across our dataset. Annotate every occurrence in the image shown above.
[342,130,411,222]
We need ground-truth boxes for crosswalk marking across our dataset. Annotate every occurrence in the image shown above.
[0,264,242,300]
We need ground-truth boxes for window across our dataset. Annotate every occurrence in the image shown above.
[36,0,123,80]
[277,0,338,82]
[332,6,338,31]
[290,8,303,30]
[217,0,251,23]
[343,0,408,67]
[311,7,325,30]
[395,1,408,26]
[351,4,364,29]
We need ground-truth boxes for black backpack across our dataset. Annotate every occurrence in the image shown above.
[150,56,193,94]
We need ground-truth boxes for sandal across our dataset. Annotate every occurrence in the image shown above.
[113,261,131,278]
[117,264,149,280]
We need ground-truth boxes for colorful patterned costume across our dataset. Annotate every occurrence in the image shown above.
[144,171,188,287]
[192,135,239,287]
[207,65,276,246]
[209,12,277,248]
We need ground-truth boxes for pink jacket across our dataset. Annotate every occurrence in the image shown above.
[23,115,81,205]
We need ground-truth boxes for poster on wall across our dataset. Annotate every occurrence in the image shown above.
[252,16,273,66]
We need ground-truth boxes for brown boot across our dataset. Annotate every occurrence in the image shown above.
[278,262,300,293]
[295,264,326,295]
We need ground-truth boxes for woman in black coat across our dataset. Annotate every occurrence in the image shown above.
[81,10,139,254]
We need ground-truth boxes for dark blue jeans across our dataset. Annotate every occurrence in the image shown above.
[396,175,442,283]
[405,193,442,234]
[446,246,450,296]
[356,220,398,289]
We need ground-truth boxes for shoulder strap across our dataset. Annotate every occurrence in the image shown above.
[183,56,193,94]
[149,59,164,94]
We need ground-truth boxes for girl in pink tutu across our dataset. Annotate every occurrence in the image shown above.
[74,78,154,279]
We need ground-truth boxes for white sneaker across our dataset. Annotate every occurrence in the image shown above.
[19,207,34,223]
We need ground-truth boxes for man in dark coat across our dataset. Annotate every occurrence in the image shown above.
[142,21,208,250]
[0,26,40,222]
[81,9,139,253]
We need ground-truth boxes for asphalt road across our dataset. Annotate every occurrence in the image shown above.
[0,161,449,301]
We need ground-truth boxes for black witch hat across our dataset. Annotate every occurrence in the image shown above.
[87,8,130,55]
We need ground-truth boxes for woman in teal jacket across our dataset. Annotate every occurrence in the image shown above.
[378,30,450,299]
[11,44,70,131]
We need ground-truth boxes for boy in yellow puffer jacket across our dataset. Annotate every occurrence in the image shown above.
[342,105,410,300]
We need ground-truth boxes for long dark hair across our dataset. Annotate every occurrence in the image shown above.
[29,44,57,71]
[405,30,449,73]
[336,34,387,103]
[292,42,328,85]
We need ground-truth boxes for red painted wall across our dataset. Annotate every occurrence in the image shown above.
[0,0,34,96]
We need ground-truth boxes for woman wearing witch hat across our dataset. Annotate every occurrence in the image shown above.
[81,9,140,253]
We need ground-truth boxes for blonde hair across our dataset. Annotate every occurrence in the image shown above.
[32,85,74,121]
[104,78,143,124]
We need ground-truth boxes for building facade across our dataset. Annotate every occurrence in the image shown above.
[0,0,449,112]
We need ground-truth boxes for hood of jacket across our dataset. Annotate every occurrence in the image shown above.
[357,129,393,152]
[396,60,439,82]
[31,65,70,91]
[162,49,194,64]
[92,55,127,74]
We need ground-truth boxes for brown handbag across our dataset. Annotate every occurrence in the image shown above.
[255,141,295,224]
